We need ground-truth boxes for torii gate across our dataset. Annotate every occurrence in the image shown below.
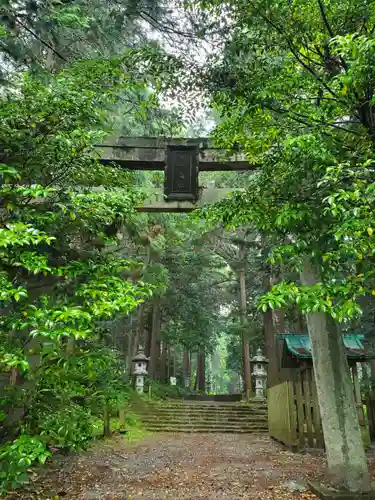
[96,137,254,212]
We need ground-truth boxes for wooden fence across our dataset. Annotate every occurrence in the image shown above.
[268,380,298,448]
[365,394,375,441]
[268,371,323,449]
[268,367,368,450]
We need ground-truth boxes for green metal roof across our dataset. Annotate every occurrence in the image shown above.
[278,333,375,360]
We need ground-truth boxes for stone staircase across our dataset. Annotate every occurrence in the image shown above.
[133,400,268,433]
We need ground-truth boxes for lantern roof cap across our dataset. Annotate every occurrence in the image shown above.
[251,348,268,363]
[132,346,150,363]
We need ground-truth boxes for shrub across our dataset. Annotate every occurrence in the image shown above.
[147,379,192,400]
[0,435,50,494]
[37,404,101,452]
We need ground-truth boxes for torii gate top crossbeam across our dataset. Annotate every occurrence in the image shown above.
[96,136,254,171]
[95,137,252,212]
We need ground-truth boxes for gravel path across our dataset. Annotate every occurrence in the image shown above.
[6,433,330,499]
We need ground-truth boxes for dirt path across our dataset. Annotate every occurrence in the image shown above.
[4,433,357,499]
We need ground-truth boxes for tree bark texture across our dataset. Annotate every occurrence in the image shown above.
[148,298,160,379]
[183,349,190,388]
[132,303,145,356]
[126,331,133,373]
[160,341,168,383]
[300,258,370,492]
[263,308,279,387]
[144,308,153,358]
[270,274,286,334]
[294,309,305,333]
[129,303,146,376]
[197,348,206,392]
[265,273,293,386]
[239,244,251,399]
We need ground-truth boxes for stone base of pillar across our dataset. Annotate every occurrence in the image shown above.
[308,480,375,499]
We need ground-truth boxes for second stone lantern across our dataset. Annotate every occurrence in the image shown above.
[251,348,268,399]
[132,346,149,394]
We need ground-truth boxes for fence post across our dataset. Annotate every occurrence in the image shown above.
[311,370,324,448]
[287,381,298,448]
[352,363,365,425]
[303,370,314,447]
[366,393,375,440]
[295,372,305,449]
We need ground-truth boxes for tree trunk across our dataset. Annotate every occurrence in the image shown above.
[300,258,370,492]
[103,403,111,437]
[292,308,305,333]
[167,345,171,380]
[160,341,167,383]
[144,308,153,358]
[189,351,192,386]
[270,274,286,334]
[126,331,133,373]
[131,243,152,366]
[193,369,198,392]
[197,348,206,392]
[239,244,251,399]
[265,273,292,386]
[263,308,279,387]
[130,303,146,376]
[183,349,190,388]
[272,308,285,334]
[132,303,145,356]
[155,320,162,381]
[149,298,160,379]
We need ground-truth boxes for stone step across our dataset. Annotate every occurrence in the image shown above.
[140,416,267,423]
[135,410,268,416]
[143,424,268,431]
[134,406,267,413]
[143,426,269,433]
[140,403,267,409]
[133,401,269,434]
[137,412,267,420]
[141,419,268,427]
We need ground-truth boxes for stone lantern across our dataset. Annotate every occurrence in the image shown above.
[251,348,268,399]
[132,346,149,393]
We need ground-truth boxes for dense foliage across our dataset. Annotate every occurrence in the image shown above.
[6,0,375,494]
[0,55,157,492]
[197,0,375,322]
[187,0,375,492]
[0,23,248,494]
